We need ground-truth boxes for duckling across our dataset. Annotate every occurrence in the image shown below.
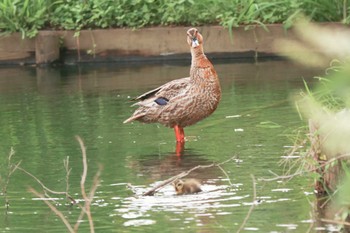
[173,179,202,195]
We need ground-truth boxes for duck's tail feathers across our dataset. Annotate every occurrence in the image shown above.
[123,113,146,124]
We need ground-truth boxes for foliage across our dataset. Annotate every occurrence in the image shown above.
[278,18,350,227]
[302,61,350,112]
[0,0,48,38]
[0,0,349,38]
[216,0,348,29]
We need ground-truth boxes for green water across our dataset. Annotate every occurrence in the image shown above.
[0,60,323,232]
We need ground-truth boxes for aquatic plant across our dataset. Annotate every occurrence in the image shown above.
[274,19,350,229]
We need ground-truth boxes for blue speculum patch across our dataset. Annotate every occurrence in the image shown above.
[154,97,169,105]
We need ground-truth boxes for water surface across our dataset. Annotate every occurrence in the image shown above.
[0,59,323,232]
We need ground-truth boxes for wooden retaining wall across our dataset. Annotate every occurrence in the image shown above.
[0,24,345,65]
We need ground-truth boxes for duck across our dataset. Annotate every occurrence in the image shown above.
[123,28,221,149]
[173,178,202,195]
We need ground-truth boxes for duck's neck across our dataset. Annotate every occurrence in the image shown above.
[190,46,207,67]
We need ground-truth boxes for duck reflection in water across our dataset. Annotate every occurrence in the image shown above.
[125,149,222,188]
[123,28,221,156]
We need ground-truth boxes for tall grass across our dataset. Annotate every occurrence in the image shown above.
[277,19,350,228]
[0,0,349,38]
[0,0,48,38]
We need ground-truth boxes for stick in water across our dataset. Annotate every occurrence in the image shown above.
[142,155,238,196]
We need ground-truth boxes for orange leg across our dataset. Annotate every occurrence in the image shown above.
[174,125,185,156]
[174,125,185,143]
[175,141,185,156]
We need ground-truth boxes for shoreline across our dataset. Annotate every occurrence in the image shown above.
[0,23,345,65]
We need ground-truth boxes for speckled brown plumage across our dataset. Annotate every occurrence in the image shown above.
[124,28,221,143]
[173,179,202,195]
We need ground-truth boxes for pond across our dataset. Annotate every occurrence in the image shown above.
[0,59,326,232]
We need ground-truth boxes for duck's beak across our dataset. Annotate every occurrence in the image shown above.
[187,29,199,48]
[191,37,199,48]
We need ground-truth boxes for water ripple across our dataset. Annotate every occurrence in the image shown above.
[112,180,249,227]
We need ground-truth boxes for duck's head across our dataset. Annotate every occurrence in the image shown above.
[187,28,203,48]
[173,179,184,194]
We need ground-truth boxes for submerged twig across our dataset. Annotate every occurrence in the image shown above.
[3,148,20,212]
[74,136,102,233]
[217,164,234,186]
[320,218,350,226]
[64,156,73,203]
[6,149,76,205]
[28,187,75,233]
[17,167,67,195]
[22,136,101,233]
[236,174,257,233]
[17,165,75,204]
[142,155,238,196]
[78,135,88,200]
[75,135,96,233]
[73,165,101,233]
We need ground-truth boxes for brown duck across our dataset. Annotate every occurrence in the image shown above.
[173,179,202,195]
[124,28,221,151]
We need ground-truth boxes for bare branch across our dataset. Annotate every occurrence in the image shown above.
[17,166,75,204]
[3,148,21,213]
[64,156,73,202]
[8,147,15,162]
[216,164,234,186]
[76,136,88,200]
[236,174,257,233]
[73,168,101,233]
[321,218,350,226]
[75,135,97,233]
[28,187,75,233]
[88,165,102,200]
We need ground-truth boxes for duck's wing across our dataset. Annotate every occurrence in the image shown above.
[132,77,190,104]
[123,77,190,124]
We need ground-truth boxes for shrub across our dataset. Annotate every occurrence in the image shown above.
[0,0,48,38]
[0,0,348,38]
